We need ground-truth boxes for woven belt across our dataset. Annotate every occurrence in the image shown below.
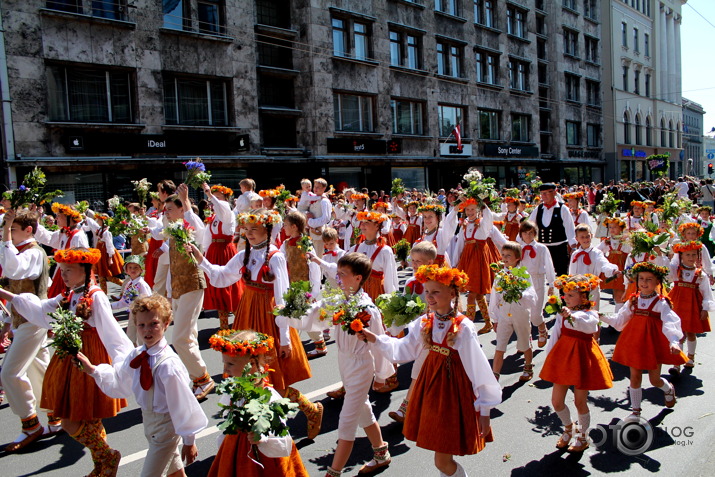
[430,344,451,356]
[676,282,698,289]
[212,239,228,243]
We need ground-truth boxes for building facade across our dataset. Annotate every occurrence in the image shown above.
[602,0,685,183]
[682,97,704,177]
[0,0,605,203]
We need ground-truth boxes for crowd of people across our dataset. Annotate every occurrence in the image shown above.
[0,170,711,477]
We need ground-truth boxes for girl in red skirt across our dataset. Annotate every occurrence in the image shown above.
[362,265,500,477]
[371,201,396,246]
[208,329,309,477]
[202,183,241,330]
[0,248,133,476]
[416,201,459,268]
[90,213,125,294]
[540,274,613,453]
[601,262,689,420]
[667,241,713,375]
[192,209,323,440]
[395,200,423,245]
[350,211,399,301]
[597,217,631,312]
[453,198,495,333]
[501,197,523,241]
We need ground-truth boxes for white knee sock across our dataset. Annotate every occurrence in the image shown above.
[629,387,642,410]
[555,407,572,426]
[659,380,674,401]
[687,339,696,356]
[445,462,466,477]
[578,412,591,436]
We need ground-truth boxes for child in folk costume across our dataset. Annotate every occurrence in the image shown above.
[310,226,345,290]
[304,178,332,258]
[539,274,614,453]
[201,183,241,330]
[569,224,622,310]
[698,206,715,256]
[35,202,89,298]
[347,193,370,248]
[564,192,593,231]
[192,209,323,440]
[489,242,542,382]
[0,247,133,476]
[625,200,647,231]
[259,188,285,246]
[416,200,459,268]
[667,241,714,375]
[600,262,689,419]
[111,255,152,346]
[233,177,257,215]
[350,211,399,301]
[362,264,501,477]
[161,185,215,400]
[516,220,556,327]
[391,213,406,243]
[453,198,496,332]
[597,217,632,313]
[0,210,61,452]
[127,203,150,256]
[502,197,524,241]
[672,222,714,280]
[88,213,125,294]
[394,200,423,245]
[371,201,396,246]
[207,330,309,477]
[79,295,208,477]
[643,200,661,227]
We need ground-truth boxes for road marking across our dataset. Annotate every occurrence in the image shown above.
[118,380,343,466]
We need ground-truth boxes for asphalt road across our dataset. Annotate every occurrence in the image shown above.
[1,272,715,477]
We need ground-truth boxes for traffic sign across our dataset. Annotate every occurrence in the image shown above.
[708,153,715,160]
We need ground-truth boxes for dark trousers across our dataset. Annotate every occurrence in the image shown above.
[545,242,570,277]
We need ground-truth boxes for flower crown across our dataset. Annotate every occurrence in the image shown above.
[351,193,369,201]
[418,203,445,215]
[644,200,656,206]
[237,210,281,227]
[356,211,387,223]
[673,240,702,254]
[54,248,101,265]
[51,203,82,222]
[563,192,584,200]
[504,196,519,204]
[630,200,647,209]
[372,201,390,211]
[604,217,626,228]
[95,213,110,222]
[209,329,275,357]
[415,264,469,290]
[458,198,478,211]
[407,200,420,208]
[627,261,669,281]
[698,205,713,213]
[211,185,234,197]
[259,189,280,198]
[678,222,703,238]
[553,274,600,293]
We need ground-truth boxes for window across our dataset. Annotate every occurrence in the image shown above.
[256,0,291,29]
[407,35,420,69]
[474,0,495,28]
[644,33,650,56]
[475,50,498,85]
[332,19,347,57]
[507,7,526,38]
[258,76,294,108]
[634,69,640,95]
[586,80,600,106]
[563,0,576,10]
[646,116,653,146]
[163,0,187,30]
[661,118,666,146]
[669,120,674,148]
[508,59,529,91]
[92,0,126,20]
[623,112,631,144]
[47,65,133,123]
[635,114,642,145]
[511,114,530,142]
[566,121,581,146]
[389,30,421,69]
[436,0,459,16]
[584,0,597,20]
[438,105,464,137]
[622,66,629,92]
[46,0,81,14]
[585,36,598,63]
[198,1,225,34]
[633,28,639,52]
[354,23,369,60]
[565,74,580,102]
[437,41,463,78]
[391,99,424,135]
[621,22,628,47]
[163,76,228,126]
[334,93,374,132]
[479,109,500,139]
[563,29,578,57]
[644,73,650,97]
[257,37,293,69]
[332,17,372,60]
[587,123,600,147]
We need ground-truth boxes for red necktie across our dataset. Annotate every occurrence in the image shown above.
[324,250,338,256]
[129,350,152,391]
[572,251,592,266]
[523,245,536,259]
[408,282,424,295]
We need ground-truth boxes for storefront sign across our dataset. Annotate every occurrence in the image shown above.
[62,131,249,155]
[567,149,601,159]
[621,148,648,158]
[439,143,472,156]
[484,144,539,158]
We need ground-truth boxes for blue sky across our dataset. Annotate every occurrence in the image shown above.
[682,0,715,131]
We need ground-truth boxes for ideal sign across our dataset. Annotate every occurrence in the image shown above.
[439,143,472,156]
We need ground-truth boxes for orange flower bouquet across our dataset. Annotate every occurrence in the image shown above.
[330,292,372,335]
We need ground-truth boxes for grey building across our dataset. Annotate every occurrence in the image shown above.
[682,97,704,177]
[0,0,605,202]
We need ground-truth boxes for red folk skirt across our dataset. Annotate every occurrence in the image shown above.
[392,227,404,243]
[612,310,689,370]
[601,251,627,292]
[94,241,123,278]
[203,237,240,311]
[504,222,520,242]
[405,340,492,455]
[208,432,308,477]
[48,268,67,298]
[403,224,421,245]
[539,325,613,390]
[384,231,397,247]
[363,271,385,302]
[144,238,163,288]
[233,281,311,389]
[458,240,493,295]
[41,326,127,420]
[669,282,711,334]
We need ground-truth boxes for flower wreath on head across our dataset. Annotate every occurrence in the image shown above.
[563,191,585,200]
[54,248,102,265]
[51,202,82,223]
[644,200,656,207]
[259,189,279,198]
[236,210,281,227]
[604,217,627,229]
[372,201,390,211]
[407,200,420,209]
[626,261,669,282]
[417,203,446,215]
[211,185,234,197]
[673,240,702,254]
[698,205,713,213]
[630,200,647,209]
[356,211,387,224]
[457,197,478,212]
[678,222,703,239]
[504,196,519,204]
[94,213,110,223]
[209,329,275,357]
[553,273,600,308]
[414,264,469,290]
[351,193,369,201]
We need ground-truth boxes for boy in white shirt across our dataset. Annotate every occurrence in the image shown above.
[568,224,621,310]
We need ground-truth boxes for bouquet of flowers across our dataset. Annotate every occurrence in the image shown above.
[525,171,542,191]
[47,308,84,361]
[108,201,132,237]
[131,178,152,207]
[376,291,426,328]
[595,192,622,215]
[392,239,411,262]
[658,192,681,226]
[125,215,149,242]
[5,167,63,210]
[490,264,531,303]
[462,168,483,184]
[41,215,60,232]
[273,281,313,319]
[543,294,564,317]
[297,235,313,253]
[107,195,122,211]
[331,292,372,335]
[391,178,405,197]
[184,158,212,190]
[75,200,90,215]
[628,230,669,258]
[462,170,500,210]
[163,221,198,264]
[216,364,298,438]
